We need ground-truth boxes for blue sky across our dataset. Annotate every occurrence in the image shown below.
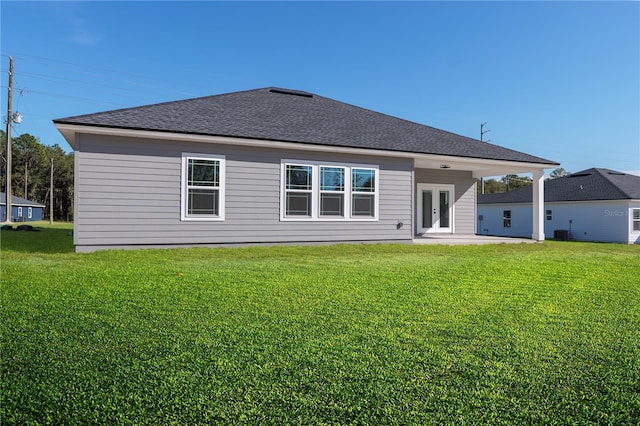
[2,1,639,175]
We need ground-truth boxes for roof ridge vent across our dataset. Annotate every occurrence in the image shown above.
[607,171,625,175]
[569,173,592,177]
[269,88,313,98]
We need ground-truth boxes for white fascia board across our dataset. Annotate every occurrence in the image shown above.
[54,124,558,173]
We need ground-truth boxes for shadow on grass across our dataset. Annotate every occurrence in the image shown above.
[1,225,75,254]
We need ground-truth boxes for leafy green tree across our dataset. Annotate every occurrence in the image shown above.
[478,178,507,194]
[548,168,570,180]
[45,145,74,221]
[12,134,47,200]
[502,174,532,191]
[1,131,74,221]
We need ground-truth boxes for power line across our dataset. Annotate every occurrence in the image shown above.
[2,51,212,95]
[0,85,125,108]
[24,89,124,107]
[13,70,183,99]
[2,52,214,111]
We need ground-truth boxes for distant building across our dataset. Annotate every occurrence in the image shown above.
[1,192,46,222]
[477,168,640,244]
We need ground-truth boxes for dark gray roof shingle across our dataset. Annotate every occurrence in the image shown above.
[1,192,46,207]
[478,168,640,204]
[54,87,558,165]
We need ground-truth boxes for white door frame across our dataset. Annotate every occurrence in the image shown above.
[417,183,455,234]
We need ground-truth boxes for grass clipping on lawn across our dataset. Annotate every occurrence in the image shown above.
[1,224,639,424]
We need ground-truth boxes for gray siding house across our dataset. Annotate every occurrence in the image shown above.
[54,87,558,252]
[478,168,640,244]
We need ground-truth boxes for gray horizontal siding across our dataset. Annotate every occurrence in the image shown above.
[75,134,413,250]
[415,168,477,234]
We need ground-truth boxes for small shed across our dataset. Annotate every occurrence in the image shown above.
[1,192,46,222]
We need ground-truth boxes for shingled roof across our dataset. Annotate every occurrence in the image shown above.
[1,192,46,207]
[478,168,640,204]
[54,87,557,165]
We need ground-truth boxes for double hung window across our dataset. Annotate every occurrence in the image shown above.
[281,161,378,220]
[503,210,511,228]
[285,165,313,216]
[351,168,376,217]
[632,209,640,232]
[181,153,225,221]
[320,167,345,217]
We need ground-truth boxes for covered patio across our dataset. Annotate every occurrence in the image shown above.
[413,154,553,242]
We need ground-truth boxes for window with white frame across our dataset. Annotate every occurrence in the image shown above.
[181,153,225,221]
[503,210,511,228]
[17,207,23,218]
[284,164,313,217]
[632,208,640,232]
[546,209,552,221]
[351,168,376,217]
[320,166,345,217]
[28,207,33,219]
[281,161,378,220]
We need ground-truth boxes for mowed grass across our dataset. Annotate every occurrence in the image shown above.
[1,224,639,425]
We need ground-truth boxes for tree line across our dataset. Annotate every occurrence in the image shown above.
[479,168,569,194]
[1,131,74,222]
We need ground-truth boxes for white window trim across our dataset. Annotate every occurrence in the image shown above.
[631,208,640,233]
[28,207,33,219]
[181,152,226,221]
[351,167,378,219]
[319,165,346,218]
[503,210,512,228]
[280,160,379,221]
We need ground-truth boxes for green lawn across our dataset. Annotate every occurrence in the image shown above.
[2,224,639,425]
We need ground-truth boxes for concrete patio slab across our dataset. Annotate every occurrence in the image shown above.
[413,234,538,245]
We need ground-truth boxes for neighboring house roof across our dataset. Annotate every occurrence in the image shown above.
[54,87,557,166]
[0,193,46,208]
[478,168,640,204]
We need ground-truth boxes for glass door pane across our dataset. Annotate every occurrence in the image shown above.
[439,190,450,228]
[422,190,433,228]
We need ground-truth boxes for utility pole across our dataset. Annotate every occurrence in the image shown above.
[50,157,54,224]
[480,122,490,142]
[5,57,13,223]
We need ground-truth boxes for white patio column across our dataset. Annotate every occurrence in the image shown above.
[532,169,545,241]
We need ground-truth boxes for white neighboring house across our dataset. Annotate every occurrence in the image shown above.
[477,168,640,244]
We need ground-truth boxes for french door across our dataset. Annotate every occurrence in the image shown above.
[417,184,454,234]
